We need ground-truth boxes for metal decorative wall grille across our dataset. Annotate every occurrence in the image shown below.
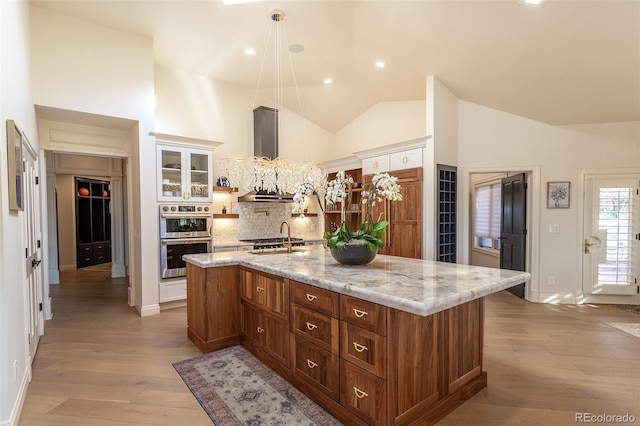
[437,164,457,263]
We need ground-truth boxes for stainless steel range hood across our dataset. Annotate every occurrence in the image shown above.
[238,190,294,203]
[238,106,295,203]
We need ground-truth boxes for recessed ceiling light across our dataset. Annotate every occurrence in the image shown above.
[375,60,385,69]
[223,0,263,5]
[521,0,544,5]
[245,48,256,56]
[289,44,304,53]
[324,78,333,85]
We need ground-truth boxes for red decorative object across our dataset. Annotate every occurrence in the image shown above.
[78,188,89,196]
[103,190,108,197]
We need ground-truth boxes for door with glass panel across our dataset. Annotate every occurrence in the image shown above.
[582,175,639,303]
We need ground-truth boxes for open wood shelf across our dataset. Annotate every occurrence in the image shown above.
[213,186,238,193]
[213,213,239,219]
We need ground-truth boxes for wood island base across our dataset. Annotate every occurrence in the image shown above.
[186,263,488,425]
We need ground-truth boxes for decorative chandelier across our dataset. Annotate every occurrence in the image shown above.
[219,9,327,198]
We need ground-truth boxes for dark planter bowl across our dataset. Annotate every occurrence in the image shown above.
[330,243,377,265]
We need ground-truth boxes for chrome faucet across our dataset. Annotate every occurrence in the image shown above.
[280,221,292,253]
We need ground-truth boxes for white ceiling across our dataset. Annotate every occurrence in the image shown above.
[31,0,640,133]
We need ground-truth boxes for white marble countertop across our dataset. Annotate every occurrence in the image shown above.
[184,246,530,317]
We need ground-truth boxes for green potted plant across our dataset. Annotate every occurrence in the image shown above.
[294,170,402,265]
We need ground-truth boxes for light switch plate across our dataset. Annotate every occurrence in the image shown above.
[549,224,560,233]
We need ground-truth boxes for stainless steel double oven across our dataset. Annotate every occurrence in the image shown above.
[160,204,212,279]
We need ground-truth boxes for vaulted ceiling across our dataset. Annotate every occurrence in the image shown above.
[31,0,640,133]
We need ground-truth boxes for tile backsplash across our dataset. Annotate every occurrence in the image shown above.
[212,203,323,242]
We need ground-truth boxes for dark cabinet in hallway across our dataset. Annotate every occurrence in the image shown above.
[76,177,111,268]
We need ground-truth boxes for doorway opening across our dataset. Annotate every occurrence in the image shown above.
[468,170,532,299]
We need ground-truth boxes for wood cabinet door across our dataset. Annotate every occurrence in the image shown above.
[292,337,340,401]
[389,179,422,259]
[242,302,289,367]
[340,361,386,424]
[241,268,288,319]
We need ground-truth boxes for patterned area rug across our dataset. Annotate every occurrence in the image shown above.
[173,345,341,425]
[616,305,640,315]
[606,323,640,339]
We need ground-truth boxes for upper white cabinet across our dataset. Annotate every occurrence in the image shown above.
[389,148,423,171]
[356,137,429,176]
[362,155,391,175]
[157,145,213,202]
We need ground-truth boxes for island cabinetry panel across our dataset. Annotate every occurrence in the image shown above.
[291,280,339,317]
[386,309,440,425]
[444,298,484,394]
[240,267,288,320]
[187,263,489,425]
[291,336,340,401]
[341,361,387,424]
[186,264,239,353]
[241,301,289,367]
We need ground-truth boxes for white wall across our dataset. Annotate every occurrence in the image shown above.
[332,100,426,158]
[30,6,157,315]
[425,76,459,260]
[459,100,639,302]
[56,175,76,270]
[154,66,335,175]
[0,2,38,424]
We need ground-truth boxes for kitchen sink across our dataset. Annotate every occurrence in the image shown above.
[249,247,309,255]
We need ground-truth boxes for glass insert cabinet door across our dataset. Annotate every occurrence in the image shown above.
[157,145,212,202]
[189,151,210,200]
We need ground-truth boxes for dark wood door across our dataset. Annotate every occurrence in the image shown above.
[500,173,527,298]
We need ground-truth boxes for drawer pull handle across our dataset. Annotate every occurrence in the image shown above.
[306,359,318,369]
[306,322,318,331]
[353,387,368,399]
[353,342,368,353]
[256,286,264,292]
[306,293,317,302]
[352,308,368,318]
[257,327,264,333]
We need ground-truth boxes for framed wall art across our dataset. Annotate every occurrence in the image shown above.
[547,181,570,209]
[6,119,24,211]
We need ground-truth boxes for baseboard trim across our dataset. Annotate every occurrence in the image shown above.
[139,303,160,317]
[160,299,187,310]
[2,365,30,426]
[112,262,126,278]
[59,264,76,271]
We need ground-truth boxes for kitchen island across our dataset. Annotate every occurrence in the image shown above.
[184,246,530,425]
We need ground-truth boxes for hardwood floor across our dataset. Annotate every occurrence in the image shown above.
[19,269,639,425]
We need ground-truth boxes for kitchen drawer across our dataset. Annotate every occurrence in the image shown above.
[241,302,289,366]
[340,295,387,335]
[93,253,106,264]
[340,322,386,378]
[291,304,338,354]
[291,280,339,317]
[340,360,386,424]
[241,268,288,319]
[389,148,423,171]
[92,242,106,253]
[77,255,93,268]
[78,243,92,255]
[292,336,339,401]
